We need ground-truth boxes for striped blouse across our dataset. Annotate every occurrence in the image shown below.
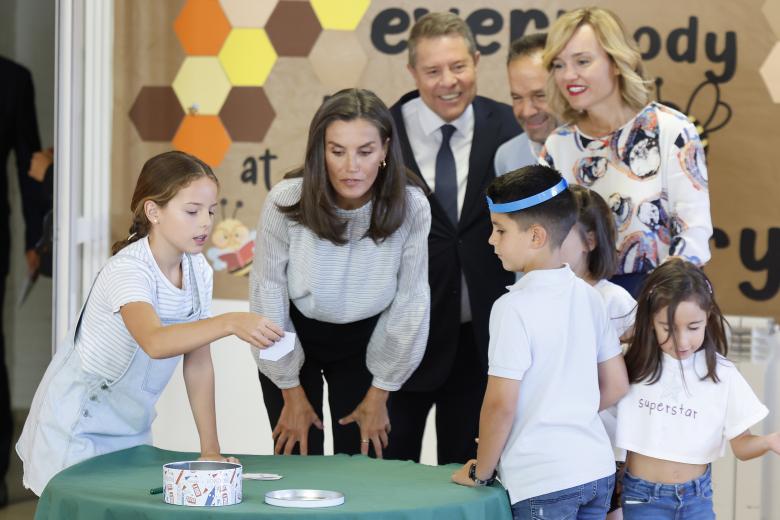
[249,178,431,391]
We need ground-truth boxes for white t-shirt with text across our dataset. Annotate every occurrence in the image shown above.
[616,351,768,464]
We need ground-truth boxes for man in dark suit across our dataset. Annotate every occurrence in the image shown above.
[386,13,521,465]
[0,56,44,506]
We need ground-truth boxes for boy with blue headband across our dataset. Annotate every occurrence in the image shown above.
[452,165,629,520]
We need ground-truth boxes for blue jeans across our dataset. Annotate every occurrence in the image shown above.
[621,465,714,519]
[511,474,615,520]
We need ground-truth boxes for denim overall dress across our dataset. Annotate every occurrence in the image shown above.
[16,254,204,495]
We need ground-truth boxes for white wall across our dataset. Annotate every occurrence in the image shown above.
[153,298,438,464]
[0,0,56,408]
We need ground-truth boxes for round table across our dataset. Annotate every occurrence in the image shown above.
[35,445,512,519]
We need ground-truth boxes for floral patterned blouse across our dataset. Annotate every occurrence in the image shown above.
[541,102,712,275]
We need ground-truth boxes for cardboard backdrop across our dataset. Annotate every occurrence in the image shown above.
[112,0,780,319]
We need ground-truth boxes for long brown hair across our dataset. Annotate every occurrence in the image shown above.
[625,258,728,385]
[569,185,618,280]
[279,88,423,245]
[111,151,219,255]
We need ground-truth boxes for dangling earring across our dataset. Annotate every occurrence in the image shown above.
[380,159,387,169]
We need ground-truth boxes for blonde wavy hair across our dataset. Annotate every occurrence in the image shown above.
[542,7,652,123]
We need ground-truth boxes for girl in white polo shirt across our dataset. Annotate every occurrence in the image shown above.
[560,185,636,519]
[17,151,283,495]
[616,259,776,519]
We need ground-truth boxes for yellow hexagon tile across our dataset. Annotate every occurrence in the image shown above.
[219,0,278,28]
[219,28,277,86]
[172,57,232,115]
[760,42,780,102]
[310,0,370,31]
[762,0,780,38]
[309,31,368,89]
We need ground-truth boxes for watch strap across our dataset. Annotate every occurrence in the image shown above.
[469,462,497,486]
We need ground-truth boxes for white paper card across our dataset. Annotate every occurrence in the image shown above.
[257,332,296,361]
[244,472,283,481]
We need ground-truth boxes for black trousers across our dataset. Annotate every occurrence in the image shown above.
[0,272,10,480]
[385,322,487,465]
[259,304,379,456]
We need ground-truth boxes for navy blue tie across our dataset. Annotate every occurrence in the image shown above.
[435,124,458,225]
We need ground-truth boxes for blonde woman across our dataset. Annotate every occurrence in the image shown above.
[541,7,712,298]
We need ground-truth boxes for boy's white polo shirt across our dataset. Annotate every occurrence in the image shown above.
[489,265,621,504]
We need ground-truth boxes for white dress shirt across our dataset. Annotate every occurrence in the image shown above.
[401,96,474,220]
[401,96,475,322]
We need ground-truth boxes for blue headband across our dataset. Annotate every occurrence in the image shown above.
[486,178,569,213]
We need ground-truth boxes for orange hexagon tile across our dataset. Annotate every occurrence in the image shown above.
[174,0,231,55]
[310,0,370,31]
[308,31,368,89]
[173,115,232,167]
[129,86,185,141]
[266,1,322,57]
[760,42,780,102]
[219,29,277,86]
[219,87,276,142]
[172,57,232,115]
[219,0,278,28]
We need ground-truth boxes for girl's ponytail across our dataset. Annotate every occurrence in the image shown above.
[111,211,150,255]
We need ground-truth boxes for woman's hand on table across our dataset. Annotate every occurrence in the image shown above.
[199,452,241,464]
[451,459,477,487]
[338,386,390,458]
[274,386,323,455]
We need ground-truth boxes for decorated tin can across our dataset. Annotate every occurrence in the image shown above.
[162,460,242,507]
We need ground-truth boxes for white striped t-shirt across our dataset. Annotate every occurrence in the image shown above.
[74,236,213,381]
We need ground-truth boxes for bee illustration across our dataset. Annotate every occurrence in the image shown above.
[654,77,732,153]
[207,199,256,277]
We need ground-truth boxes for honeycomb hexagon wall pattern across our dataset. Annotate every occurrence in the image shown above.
[760,42,780,103]
[219,0,278,28]
[219,29,277,86]
[130,0,373,166]
[172,57,232,115]
[173,115,232,166]
[762,0,780,102]
[129,86,185,141]
[309,31,368,89]
[174,0,231,55]
[311,0,371,30]
[266,1,322,57]
[220,87,276,142]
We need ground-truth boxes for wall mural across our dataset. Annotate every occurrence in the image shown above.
[113,0,780,319]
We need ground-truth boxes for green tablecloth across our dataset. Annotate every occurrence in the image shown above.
[36,445,512,519]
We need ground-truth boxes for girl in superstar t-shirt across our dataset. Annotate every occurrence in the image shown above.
[616,259,776,519]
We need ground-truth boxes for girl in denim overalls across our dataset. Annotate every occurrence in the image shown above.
[616,259,779,519]
[17,151,283,495]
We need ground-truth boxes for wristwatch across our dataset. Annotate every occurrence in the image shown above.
[468,462,497,486]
